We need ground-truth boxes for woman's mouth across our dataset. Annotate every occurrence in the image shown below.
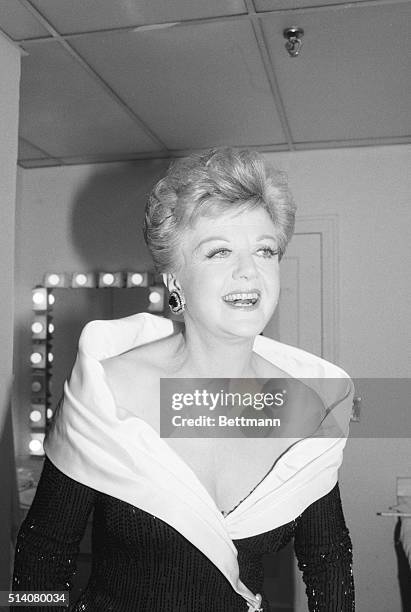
[222,291,261,310]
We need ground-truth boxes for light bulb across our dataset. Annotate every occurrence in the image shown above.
[76,273,87,286]
[31,322,44,334]
[149,290,161,304]
[32,291,45,305]
[102,273,114,286]
[30,410,42,423]
[29,439,42,452]
[30,352,42,365]
[47,274,60,286]
[131,273,144,286]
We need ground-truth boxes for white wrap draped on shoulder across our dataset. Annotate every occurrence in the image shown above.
[44,312,354,612]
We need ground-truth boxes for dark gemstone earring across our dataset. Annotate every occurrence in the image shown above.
[168,290,185,314]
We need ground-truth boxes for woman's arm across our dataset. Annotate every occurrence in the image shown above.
[13,456,96,608]
[294,481,355,611]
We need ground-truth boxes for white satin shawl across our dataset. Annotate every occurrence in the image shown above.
[44,312,354,611]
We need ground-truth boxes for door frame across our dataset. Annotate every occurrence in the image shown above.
[293,214,339,363]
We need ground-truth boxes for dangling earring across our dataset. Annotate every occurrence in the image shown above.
[168,290,185,314]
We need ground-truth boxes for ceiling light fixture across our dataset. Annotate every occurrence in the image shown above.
[283,27,304,58]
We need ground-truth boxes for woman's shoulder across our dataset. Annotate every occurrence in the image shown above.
[100,333,181,407]
[254,335,354,411]
[255,334,352,379]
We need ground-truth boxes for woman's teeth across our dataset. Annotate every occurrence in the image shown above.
[222,292,259,305]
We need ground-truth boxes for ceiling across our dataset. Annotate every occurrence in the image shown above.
[1,0,410,168]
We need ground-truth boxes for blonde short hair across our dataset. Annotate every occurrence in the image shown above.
[143,147,296,273]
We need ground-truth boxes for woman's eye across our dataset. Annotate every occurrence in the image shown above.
[257,247,278,258]
[205,248,231,259]
[205,246,278,259]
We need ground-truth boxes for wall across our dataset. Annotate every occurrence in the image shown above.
[14,144,411,610]
[0,33,20,589]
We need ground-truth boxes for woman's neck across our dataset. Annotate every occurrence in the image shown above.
[171,319,259,378]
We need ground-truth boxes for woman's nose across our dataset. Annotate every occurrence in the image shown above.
[232,252,258,280]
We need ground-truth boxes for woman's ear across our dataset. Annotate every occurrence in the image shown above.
[162,273,169,289]
[164,273,183,294]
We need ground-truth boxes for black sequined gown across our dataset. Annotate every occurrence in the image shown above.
[13,457,354,611]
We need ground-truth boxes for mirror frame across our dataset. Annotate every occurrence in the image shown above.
[29,270,166,455]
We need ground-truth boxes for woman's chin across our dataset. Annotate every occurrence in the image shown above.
[220,313,268,338]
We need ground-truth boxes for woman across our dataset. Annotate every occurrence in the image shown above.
[13,148,355,611]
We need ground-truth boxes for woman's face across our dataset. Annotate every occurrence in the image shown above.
[171,206,281,339]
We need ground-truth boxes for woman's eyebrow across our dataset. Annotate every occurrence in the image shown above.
[193,236,230,252]
[256,234,277,242]
[193,234,277,253]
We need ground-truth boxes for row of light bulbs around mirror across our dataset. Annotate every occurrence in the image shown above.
[29,272,166,455]
[30,290,53,455]
[33,277,165,313]
[29,362,53,455]
[42,271,165,289]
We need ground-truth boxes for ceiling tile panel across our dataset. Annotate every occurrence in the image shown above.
[0,0,49,40]
[19,41,162,158]
[261,4,411,143]
[255,0,371,11]
[30,0,246,34]
[70,20,286,149]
